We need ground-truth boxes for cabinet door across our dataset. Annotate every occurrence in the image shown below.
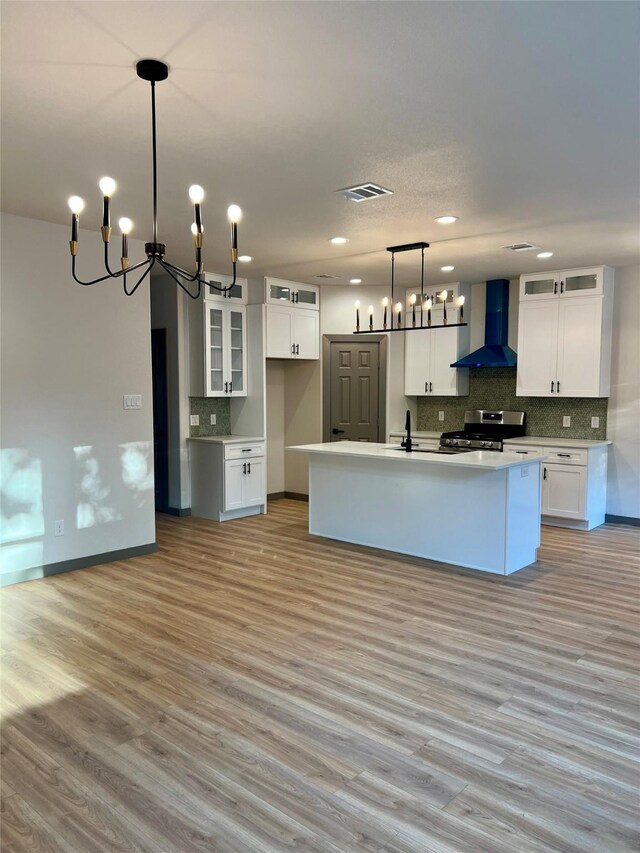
[293,283,319,310]
[556,296,603,397]
[227,308,247,396]
[516,301,559,396]
[204,305,225,396]
[542,464,586,519]
[243,458,264,507]
[224,460,245,511]
[519,272,559,301]
[266,305,294,358]
[559,268,602,298]
[429,327,461,396]
[266,278,293,305]
[404,329,431,395]
[293,309,319,359]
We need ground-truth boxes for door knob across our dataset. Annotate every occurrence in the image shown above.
[332,428,345,434]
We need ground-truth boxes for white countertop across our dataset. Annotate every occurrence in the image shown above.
[188,435,264,444]
[289,441,545,471]
[504,436,611,449]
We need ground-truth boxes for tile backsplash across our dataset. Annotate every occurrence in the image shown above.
[416,369,608,439]
[189,397,231,437]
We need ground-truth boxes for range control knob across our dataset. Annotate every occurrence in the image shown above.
[462,439,471,446]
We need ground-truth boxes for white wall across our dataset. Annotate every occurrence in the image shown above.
[607,265,640,519]
[266,360,285,493]
[1,213,156,585]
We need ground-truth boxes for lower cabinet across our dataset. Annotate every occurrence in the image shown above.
[505,441,608,530]
[189,439,266,521]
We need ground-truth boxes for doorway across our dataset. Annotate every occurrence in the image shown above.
[151,328,169,513]
[323,335,387,442]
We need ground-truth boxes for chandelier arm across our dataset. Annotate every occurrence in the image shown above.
[72,255,150,286]
[158,260,202,299]
[160,259,203,284]
[123,258,156,297]
[104,242,117,277]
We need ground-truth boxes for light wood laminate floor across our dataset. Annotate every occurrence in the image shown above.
[1,500,639,852]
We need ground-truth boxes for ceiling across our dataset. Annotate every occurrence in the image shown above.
[2,1,639,289]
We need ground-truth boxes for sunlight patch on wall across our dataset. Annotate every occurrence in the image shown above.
[0,448,44,544]
[119,441,153,507]
[74,446,122,529]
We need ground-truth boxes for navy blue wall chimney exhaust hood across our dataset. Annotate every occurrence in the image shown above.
[451,279,517,368]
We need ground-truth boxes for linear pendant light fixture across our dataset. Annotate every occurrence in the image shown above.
[353,241,467,333]
[67,59,242,299]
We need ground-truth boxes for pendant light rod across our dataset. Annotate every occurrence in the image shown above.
[66,58,243,299]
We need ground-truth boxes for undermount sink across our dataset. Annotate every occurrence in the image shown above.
[392,445,462,455]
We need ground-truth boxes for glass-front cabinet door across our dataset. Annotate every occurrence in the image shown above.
[519,272,559,301]
[560,268,603,298]
[266,279,293,304]
[265,278,319,309]
[203,272,247,304]
[294,282,319,309]
[203,305,247,397]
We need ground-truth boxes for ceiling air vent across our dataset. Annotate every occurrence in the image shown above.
[502,242,540,252]
[337,182,394,202]
[314,273,342,280]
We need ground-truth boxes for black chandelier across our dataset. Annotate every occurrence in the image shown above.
[353,241,467,333]
[67,59,241,299]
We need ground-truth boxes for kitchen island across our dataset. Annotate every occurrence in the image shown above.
[288,442,546,575]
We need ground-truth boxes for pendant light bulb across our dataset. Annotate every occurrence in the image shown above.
[191,222,204,236]
[440,290,448,301]
[99,176,116,197]
[382,296,389,307]
[354,300,360,309]
[409,293,417,305]
[118,217,133,235]
[189,184,205,204]
[68,196,85,214]
[227,204,242,224]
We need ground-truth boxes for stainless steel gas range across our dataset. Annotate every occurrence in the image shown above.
[439,410,526,453]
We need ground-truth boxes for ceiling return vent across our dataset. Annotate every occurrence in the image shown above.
[314,273,342,280]
[502,241,540,252]
[337,182,394,202]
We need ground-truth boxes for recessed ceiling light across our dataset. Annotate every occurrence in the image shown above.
[537,251,554,259]
[350,278,362,284]
[435,215,458,225]
[329,236,348,245]
[238,255,252,262]
[440,265,455,272]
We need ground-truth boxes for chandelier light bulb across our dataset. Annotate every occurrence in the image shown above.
[426,298,432,308]
[354,300,360,309]
[227,204,242,224]
[440,290,448,301]
[409,293,417,305]
[382,297,389,307]
[118,217,133,234]
[99,176,116,197]
[458,295,465,306]
[68,196,85,214]
[189,185,205,204]
[395,302,402,313]
[191,222,202,236]
[238,255,252,262]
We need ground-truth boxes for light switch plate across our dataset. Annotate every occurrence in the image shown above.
[210,414,217,425]
[190,414,199,426]
[562,416,571,428]
[438,411,445,421]
[123,394,142,409]
[591,416,600,429]
[54,519,64,536]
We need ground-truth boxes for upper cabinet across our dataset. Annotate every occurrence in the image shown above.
[404,283,470,396]
[262,278,320,360]
[516,266,614,398]
[203,271,248,304]
[203,303,247,396]
[265,278,319,310]
[519,266,605,301]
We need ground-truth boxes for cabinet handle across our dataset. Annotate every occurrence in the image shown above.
[224,381,229,393]
[560,281,564,294]
[557,453,571,458]
[229,381,233,393]
[243,462,247,474]
[554,282,558,294]
[292,344,296,355]
[241,448,252,453]
[543,467,547,480]
[430,382,433,392]
[515,450,529,454]
[425,381,428,393]
[557,380,560,393]
[550,380,555,393]
[295,292,299,304]
[296,344,300,355]
[247,462,251,474]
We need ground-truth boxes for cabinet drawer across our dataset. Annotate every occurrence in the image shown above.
[544,448,587,466]
[505,444,543,456]
[224,442,265,460]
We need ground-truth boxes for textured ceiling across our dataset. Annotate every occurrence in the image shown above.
[1,1,639,288]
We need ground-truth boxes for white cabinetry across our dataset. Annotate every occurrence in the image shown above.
[516,266,613,398]
[203,303,247,396]
[203,271,248,304]
[505,440,609,530]
[189,439,266,521]
[263,278,320,360]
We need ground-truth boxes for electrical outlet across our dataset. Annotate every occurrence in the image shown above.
[563,416,571,428]
[54,519,64,536]
[591,416,600,429]
[190,414,199,426]
[438,411,445,422]
[210,414,217,426]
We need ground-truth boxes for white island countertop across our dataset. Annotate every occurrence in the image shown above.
[188,435,264,444]
[504,436,611,449]
[289,441,546,471]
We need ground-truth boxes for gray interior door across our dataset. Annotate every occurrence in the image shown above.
[329,341,380,441]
